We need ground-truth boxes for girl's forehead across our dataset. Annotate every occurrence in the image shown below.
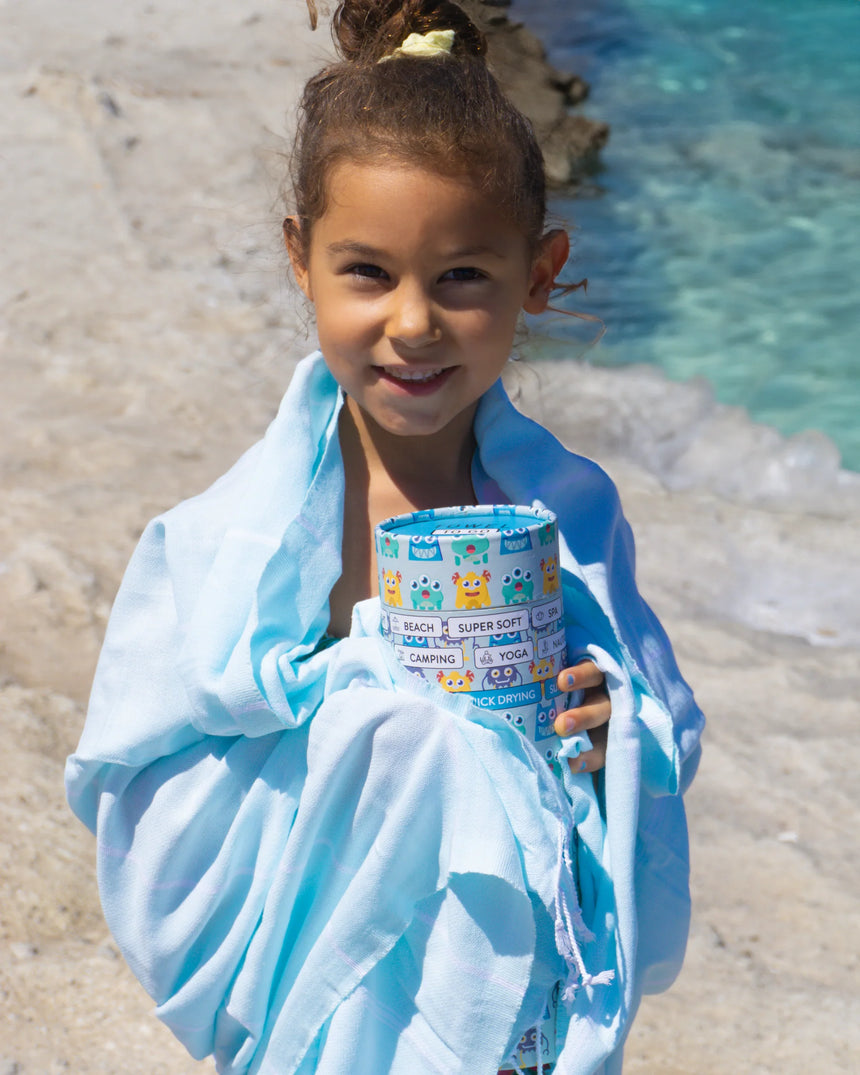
[316,159,531,251]
[325,159,488,209]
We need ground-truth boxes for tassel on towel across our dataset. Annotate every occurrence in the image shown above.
[553,823,615,1004]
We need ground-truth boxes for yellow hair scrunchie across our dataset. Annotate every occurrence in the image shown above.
[379,29,456,63]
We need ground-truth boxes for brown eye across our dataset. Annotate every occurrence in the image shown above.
[348,263,387,280]
[441,267,484,282]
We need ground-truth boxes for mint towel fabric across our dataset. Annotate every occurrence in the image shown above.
[66,353,703,1074]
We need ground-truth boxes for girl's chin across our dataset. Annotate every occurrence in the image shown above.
[371,404,480,444]
[345,386,480,443]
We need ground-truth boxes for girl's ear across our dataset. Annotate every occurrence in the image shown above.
[283,216,313,300]
[523,229,570,315]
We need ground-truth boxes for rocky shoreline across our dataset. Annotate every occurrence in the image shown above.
[462,0,609,185]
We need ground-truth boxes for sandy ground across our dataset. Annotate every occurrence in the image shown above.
[1,1,858,1072]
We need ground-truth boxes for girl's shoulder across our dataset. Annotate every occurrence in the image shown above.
[139,352,342,612]
[476,378,623,513]
[154,352,337,559]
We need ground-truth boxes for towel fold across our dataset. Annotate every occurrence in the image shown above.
[66,352,703,1074]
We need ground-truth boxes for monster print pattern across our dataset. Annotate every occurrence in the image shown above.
[540,555,560,595]
[450,535,490,566]
[408,534,443,561]
[529,655,556,683]
[437,669,475,692]
[537,520,556,547]
[501,567,533,604]
[382,569,403,608]
[481,665,522,690]
[535,700,560,741]
[410,576,444,610]
[378,533,399,558]
[375,505,568,777]
[452,570,492,610]
[499,527,532,555]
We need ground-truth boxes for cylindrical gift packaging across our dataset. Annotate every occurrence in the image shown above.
[375,504,568,780]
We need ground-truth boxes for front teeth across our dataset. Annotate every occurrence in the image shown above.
[386,367,444,383]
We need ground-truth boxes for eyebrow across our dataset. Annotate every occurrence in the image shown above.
[447,245,504,260]
[325,241,383,258]
[325,240,504,260]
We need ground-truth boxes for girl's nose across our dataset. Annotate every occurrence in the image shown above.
[386,283,441,348]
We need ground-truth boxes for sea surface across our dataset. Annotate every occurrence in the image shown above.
[514,0,860,472]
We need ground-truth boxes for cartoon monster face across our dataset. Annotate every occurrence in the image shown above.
[537,701,558,726]
[378,533,399,558]
[535,702,558,740]
[499,527,532,554]
[540,555,560,594]
[402,634,430,648]
[450,535,490,566]
[436,669,475,692]
[408,534,443,562]
[529,655,555,682]
[488,631,522,646]
[501,566,534,604]
[452,569,492,609]
[481,665,522,690]
[516,1026,550,1054]
[382,569,403,607]
[410,575,444,610]
[537,520,556,547]
[503,711,526,734]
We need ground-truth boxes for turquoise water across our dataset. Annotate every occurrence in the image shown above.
[515,0,860,471]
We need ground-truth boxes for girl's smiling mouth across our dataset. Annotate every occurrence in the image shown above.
[375,365,455,392]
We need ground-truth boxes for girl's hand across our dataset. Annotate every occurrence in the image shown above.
[554,660,611,774]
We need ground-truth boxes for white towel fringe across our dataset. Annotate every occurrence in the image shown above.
[553,822,615,1004]
[504,821,615,1072]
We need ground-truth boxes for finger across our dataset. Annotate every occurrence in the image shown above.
[554,685,611,737]
[567,722,608,774]
[556,659,604,695]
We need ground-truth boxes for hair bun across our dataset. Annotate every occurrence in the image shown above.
[331,0,485,64]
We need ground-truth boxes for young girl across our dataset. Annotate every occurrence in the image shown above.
[66,2,704,1072]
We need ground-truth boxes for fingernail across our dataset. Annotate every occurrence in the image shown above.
[566,673,576,689]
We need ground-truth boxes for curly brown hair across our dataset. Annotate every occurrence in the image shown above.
[289,0,548,263]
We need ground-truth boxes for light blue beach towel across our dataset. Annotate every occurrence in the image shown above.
[66,353,703,1074]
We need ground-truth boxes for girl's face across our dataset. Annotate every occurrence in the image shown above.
[288,161,566,442]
